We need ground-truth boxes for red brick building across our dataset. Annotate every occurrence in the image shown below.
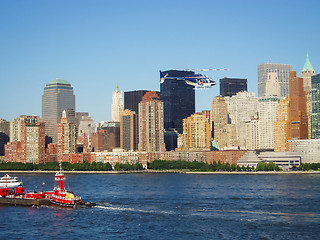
[5,142,22,162]
[91,130,107,152]
[138,91,165,152]
[287,71,308,147]
[205,150,247,166]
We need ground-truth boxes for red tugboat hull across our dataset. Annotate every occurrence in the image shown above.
[50,200,96,208]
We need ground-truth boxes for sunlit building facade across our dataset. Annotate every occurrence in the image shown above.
[274,98,289,152]
[287,71,308,144]
[120,109,138,151]
[138,91,165,152]
[57,110,77,161]
[183,112,210,150]
[212,96,238,149]
[111,84,124,122]
[258,96,279,149]
[42,79,75,143]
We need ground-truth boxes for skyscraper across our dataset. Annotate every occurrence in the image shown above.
[301,53,316,93]
[274,98,289,152]
[258,63,292,97]
[100,122,120,151]
[111,84,124,122]
[42,79,75,143]
[10,115,39,142]
[225,91,258,148]
[211,96,238,149]
[57,110,77,161]
[258,96,279,149]
[120,109,138,151]
[265,72,280,96]
[124,90,150,114]
[20,121,46,164]
[311,74,320,139]
[301,53,316,138]
[287,71,308,143]
[220,77,247,97]
[160,70,195,133]
[183,112,210,150]
[138,91,165,152]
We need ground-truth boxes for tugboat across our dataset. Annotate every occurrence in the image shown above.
[0,174,23,188]
[47,164,96,208]
[0,164,95,208]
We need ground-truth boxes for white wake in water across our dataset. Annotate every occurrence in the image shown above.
[95,205,136,212]
[94,204,174,215]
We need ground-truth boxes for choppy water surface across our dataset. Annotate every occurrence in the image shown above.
[0,173,319,239]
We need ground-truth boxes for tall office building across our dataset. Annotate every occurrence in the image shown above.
[211,96,238,149]
[78,116,95,136]
[124,90,150,114]
[183,112,210,150]
[301,53,316,138]
[220,78,247,97]
[258,96,280,149]
[20,121,46,164]
[10,115,39,142]
[287,71,308,143]
[120,109,138,151]
[311,74,320,139]
[225,91,258,148]
[245,116,259,150]
[265,72,281,96]
[75,112,89,126]
[57,110,77,161]
[0,119,10,156]
[160,70,195,133]
[258,63,292,97]
[111,84,124,122]
[100,122,120,151]
[138,91,165,152]
[91,130,107,152]
[274,98,289,152]
[42,79,75,143]
[301,53,316,93]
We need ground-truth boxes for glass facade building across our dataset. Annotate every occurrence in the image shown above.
[42,79,75,143]
[258,63,292,97]
[160,70,195,134]
[220,78,247,97]
[311,74,320,139]
[124,90,150,115]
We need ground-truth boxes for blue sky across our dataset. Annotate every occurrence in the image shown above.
[1,0,319,123]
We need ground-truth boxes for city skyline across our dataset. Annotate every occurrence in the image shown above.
[1,0,320,123]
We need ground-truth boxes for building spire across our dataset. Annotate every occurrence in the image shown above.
[115,83,120,93]
[302,52,315,72]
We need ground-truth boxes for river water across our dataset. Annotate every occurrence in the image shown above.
[0,173,319,239]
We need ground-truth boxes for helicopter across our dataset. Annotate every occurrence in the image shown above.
[160,68,229,89]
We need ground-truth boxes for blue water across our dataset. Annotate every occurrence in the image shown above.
[0,173,319,239]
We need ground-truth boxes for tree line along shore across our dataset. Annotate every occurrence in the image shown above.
[0,160,320,173]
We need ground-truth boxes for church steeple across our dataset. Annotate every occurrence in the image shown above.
[302,53,315,73]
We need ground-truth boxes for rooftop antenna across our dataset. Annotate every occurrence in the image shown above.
[269,57,272,63]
